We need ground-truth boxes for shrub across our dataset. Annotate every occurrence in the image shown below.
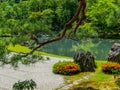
[13,79,36,90]
[53,61,80,75]
[101,62,120,74]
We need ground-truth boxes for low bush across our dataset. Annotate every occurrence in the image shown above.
[53,61,80,75]
[102,62,120,74]
[13,79,36,90]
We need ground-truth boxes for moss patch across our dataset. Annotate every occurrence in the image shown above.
[70,80,118,90]
[7,45,71,59]
[64,72,92,84]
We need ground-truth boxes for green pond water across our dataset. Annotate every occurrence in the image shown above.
[41,38,120,60]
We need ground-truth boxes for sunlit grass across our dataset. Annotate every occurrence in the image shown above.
[88,71,110,81]
[70,80,117,90]
[88,60,111,81]
[7,45,71,59]
[8,45,31,53]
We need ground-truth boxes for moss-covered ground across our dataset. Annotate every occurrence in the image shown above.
[66,60,120,90]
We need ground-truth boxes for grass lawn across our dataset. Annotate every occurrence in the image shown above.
[7,45,71,59]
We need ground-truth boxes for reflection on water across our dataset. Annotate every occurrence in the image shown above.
[41,38,120,60]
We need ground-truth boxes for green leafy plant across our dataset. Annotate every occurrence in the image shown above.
[13,79,36,90]
[1,53,44,67]
[110,65,120,87]
[53,61,80,75]
[115,78,120,87]
[10,54,22,67]
[113,68,120,78]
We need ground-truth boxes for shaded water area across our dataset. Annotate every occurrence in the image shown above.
[41,38,120,60]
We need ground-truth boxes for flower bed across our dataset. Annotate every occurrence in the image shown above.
[53,61,80,75]
[102,62,120,74]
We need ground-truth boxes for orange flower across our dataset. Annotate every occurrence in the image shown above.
[102,62,120,74]
[114,64,120,69]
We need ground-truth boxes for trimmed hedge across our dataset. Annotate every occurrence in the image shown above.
[53,61,80,75]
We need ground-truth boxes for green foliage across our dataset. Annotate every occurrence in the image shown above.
[75,23,98,39]
[13,79,36,90]
[115,78,120,87]
[53,61,80,75]
[72,39,97,52]
[10,54,22,67]
[113,68,120,78]
[0,0,79,47]
[86,0,120,38]
[0,0,120,67]
[0,53,44,67]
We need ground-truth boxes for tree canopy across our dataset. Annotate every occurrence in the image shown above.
[0,0,120,57]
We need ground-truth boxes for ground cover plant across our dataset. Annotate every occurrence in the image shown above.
[13,79,36,90]
[53,61,80,75]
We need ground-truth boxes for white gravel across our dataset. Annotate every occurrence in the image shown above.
[0,56,67,90]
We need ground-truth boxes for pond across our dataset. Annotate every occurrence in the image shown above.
[41,38,120,60]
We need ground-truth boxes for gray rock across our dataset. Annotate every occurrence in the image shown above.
[73,52,96,72]
[108,43,120,63]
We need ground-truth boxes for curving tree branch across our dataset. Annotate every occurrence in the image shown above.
[68,0,86,37]
[29,0,86,54]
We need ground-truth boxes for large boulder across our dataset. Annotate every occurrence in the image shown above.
[108,43,120,63]
[73,51,96,72]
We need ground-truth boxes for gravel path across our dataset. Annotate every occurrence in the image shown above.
[0,56,67,90]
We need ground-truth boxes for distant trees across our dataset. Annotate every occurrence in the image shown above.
[86,0,120,38]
